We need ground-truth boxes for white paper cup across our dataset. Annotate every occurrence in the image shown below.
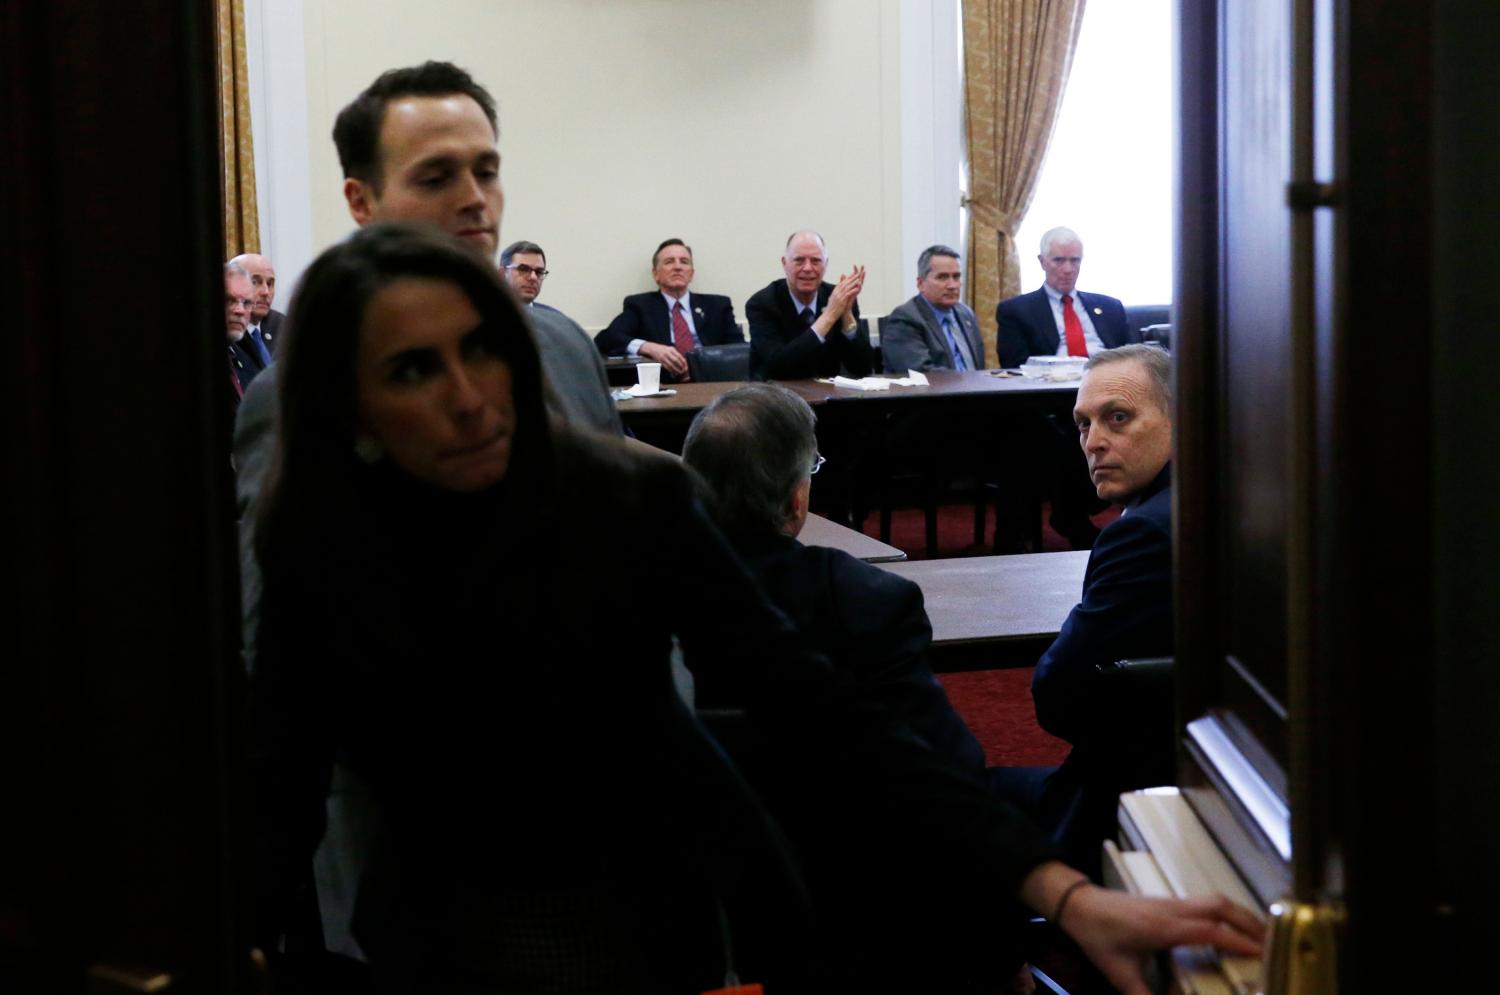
[637,362,662,393]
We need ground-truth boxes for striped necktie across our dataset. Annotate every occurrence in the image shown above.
[941,314,967,371]
[671,301,695,354]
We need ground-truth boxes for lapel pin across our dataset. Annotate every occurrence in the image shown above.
[1093,307,1103,315]
[694,307,703,317]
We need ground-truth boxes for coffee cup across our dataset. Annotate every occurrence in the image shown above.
[637,362,662,393]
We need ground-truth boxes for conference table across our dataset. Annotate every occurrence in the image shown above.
[616,370,1079,440]
[879,550,1088,672]
[799,513,906,562]
[619,371,1081,550]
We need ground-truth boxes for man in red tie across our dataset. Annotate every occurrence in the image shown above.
[593,238,743,381]
[994,228,1140,549]
[995,227,1135,368]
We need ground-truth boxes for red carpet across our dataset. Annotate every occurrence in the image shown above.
[861,499,1119,561]
[939,667,1069,767]
[864,501,1116,767]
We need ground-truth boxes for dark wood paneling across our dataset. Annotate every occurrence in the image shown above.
[1432,0,1500,966]
[1,2,248,991]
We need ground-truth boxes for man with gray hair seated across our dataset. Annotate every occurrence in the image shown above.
[995,226,1134,369]
[995,227,1139,549]
[682,383,988,778]
[879,244,986,372]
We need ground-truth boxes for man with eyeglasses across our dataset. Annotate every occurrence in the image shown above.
[499,240,553,309]
[682,383,987,778]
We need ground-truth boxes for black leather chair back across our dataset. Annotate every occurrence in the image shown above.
[1124,304,1170,339]
[687,342,751,382]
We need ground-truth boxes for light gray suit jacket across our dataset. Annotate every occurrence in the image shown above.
[527,304,623,437]
[880,295,986,372]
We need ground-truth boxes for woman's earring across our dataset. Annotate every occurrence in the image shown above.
[354,435,383,464]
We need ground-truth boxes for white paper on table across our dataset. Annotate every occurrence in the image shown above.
[824,376,891,391]
[819,371,929,391]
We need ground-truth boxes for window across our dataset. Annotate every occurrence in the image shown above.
[1015,0,1174,306]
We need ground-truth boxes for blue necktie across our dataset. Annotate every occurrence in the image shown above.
[247,327,272,366]
[942,315,967,371]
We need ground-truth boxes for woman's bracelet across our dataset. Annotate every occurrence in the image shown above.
[1051,877,1092,929]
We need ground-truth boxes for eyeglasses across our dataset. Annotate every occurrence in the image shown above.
[506,264,549,279]
[810,453,826,475]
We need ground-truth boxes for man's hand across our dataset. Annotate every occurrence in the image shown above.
[830,265,866,331]
[638,341,690,379]
[1019,861,1265,995]
[1064,886,1265,995]
[810,265,866,339]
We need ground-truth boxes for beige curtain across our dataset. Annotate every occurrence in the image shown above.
[962,0,1086,361]
[218,0,259,258]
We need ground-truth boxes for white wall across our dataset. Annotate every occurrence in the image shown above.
[249,0,963,331]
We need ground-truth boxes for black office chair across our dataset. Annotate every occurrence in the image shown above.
[686,342,751,382]
[1124,304,1170,339]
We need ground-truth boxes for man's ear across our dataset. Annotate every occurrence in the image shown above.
[783,477,812,538]
[344,177,376,226]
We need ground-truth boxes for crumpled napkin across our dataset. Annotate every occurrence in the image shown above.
[819,371,930,391]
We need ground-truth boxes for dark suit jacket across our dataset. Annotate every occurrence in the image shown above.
[594,291,742,357]
[995,286,1135,369]
[257,308,287,357]
[880,295,986,372]
[253,431,1059,984]
[229,335,268,391]
[1032,464,1175,799]
[730,531,988,780]
[745,279,872,380]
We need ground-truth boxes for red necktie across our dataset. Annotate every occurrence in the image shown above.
[1061,294,1087,357]
[671,301,695,354]
[228,353,244,399]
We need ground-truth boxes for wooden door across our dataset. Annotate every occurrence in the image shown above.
[1175,0,1500,986]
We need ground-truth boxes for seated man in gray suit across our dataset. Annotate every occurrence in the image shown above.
[880,244,985,372]
[594,238,742,382]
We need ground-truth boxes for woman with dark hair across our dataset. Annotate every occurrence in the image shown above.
[250,223,1262,994]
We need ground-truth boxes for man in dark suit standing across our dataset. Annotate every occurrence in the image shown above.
[231,252,286,357]
[1012,344,1176,877]
[995,226,1136,369]
[745,230,872,380]
[594,238,742,382]
[880,244,985,372]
